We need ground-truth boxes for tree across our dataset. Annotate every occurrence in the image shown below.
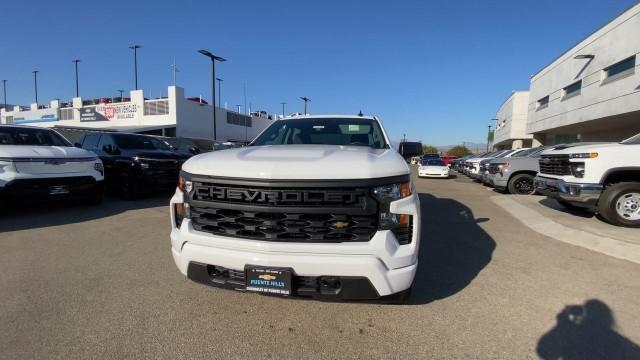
[447,145,472,157]
[422,145,439,154]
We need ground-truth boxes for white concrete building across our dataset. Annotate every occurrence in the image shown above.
[493,91,532,150]
[527,2,640,145]
[0,86,273,143]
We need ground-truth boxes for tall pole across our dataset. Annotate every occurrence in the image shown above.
[32,71,39,104]
[72,59,80,98]
[2,80,6,109]
[236,104,241,113]
[117,89,124,101]
[300,96,310,114]
[198,50,226,141]
[280,102,286,116]
[130,44,141,90]
[487,125,492,152]
[170,58,179,86]
[216,78,223,108]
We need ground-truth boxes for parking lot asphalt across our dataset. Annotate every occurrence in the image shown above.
[1,171,639,359]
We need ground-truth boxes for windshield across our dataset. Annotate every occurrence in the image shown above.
[422,159,446,166]
[251,118,387,149]
[621,133,640,145]
[422,153,440,159]
[114,134,171,150]
[512,148,537,157]
[0,126,71,146]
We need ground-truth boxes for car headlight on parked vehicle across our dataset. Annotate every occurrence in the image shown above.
[175,175,193,228]
[570,162,585,178]
[373,182,413,244]
[497,163,510,171]
[94,162,104,176]
[570,152,598,159]
[133,156,150,169]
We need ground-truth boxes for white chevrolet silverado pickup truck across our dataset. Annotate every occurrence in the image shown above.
[170,115,420,302]
[534,133,640,227]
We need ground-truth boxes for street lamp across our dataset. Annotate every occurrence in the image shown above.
[198,49,226,141]
[236,104,241,113]
[117,89,125,101]
[300,96,310,114]
[216,77,223,108]
[129,44,141,90]
[280,102,287,116]
[486,125,493,152]
[32,70,39,104]
[72,59,80,98]
[2,80,7,110]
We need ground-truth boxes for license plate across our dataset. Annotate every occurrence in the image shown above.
[245,266,292,296]
[49,185,70,195]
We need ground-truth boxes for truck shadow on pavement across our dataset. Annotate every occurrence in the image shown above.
[0,194,171,232]
[538,198,595,219]
[410,193,496,304]
[537,299,640,359]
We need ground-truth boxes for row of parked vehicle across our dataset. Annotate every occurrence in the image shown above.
[0,125,234,204]
[451,134,640,228]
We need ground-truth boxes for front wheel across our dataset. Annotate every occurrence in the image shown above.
[598,182,640,227]
[507,174,536,195]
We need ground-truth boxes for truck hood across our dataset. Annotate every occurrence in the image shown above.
[542,142,623,155]
[0,145,96,160]
[182,144,410,180]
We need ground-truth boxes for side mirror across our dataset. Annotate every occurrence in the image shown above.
[189,146,200,155]
[102,144,113,154]
[74,142,82,148]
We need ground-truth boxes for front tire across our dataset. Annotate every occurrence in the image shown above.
[598,182,640,228]
[507,174,536,195]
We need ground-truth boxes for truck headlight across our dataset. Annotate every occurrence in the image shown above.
[570,162,585,178]
[570,152,598,159]
[373,182,413,244]
[175,175,193,228]
[94,162,104,175]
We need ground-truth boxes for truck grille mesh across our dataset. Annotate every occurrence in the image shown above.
[189,207,377,242]
[539,155,571,176]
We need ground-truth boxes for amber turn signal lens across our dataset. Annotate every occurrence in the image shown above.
[398,214,410,226]
[178,176,185,192]
[400,182,411,198]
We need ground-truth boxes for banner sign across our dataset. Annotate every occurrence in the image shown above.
[80,103,139,122]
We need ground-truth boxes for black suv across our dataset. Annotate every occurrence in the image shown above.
[76,132,190,198]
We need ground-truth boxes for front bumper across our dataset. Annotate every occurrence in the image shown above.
[0,176,103,201]
[418,170,449,178]
[169,191,421,299]
[534,176,603,207]
[487,173,508,190]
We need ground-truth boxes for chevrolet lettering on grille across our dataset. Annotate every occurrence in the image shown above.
[203,186,360,205]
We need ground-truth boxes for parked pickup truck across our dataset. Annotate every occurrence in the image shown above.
[486,147,548,194]
[170,115,420,303]
[534,133,640,227]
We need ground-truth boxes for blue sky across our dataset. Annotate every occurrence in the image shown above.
[1,0,636,145]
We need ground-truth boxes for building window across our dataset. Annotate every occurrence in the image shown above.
[60,108,74,120]
[563,80,582,98]
[604,56,636,80]
[227,112,252,127]
[537,96,549,110]
[144,100,169,115]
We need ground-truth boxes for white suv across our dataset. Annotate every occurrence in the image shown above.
[0,125,104,204]
[170,115,420,302]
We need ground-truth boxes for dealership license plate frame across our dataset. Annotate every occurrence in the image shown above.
[245,265,293,296]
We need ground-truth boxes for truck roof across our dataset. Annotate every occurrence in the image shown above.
[281,114,377,121]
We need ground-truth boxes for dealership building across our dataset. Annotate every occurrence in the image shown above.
[494,3,640,148]
[492,91,532,150]
[0,86,273,143]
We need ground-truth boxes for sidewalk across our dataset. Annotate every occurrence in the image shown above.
[492,194,640,264]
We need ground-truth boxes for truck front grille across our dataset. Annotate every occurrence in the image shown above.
[187,180,380,243]
[539,155,571,176]
[488,164,500,174]
[189,207,377,242]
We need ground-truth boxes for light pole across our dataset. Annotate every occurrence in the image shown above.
[198,49,226,141]
[72,59,80,97]
[117,89,125,101]
[486,125,492,152]
[129,44,141,90]
[216,77,223,108]
[300,96,310,114]
[32,71,39,104]
[2,80,6,109]
[236,104,241,113]
[280,102,287,116]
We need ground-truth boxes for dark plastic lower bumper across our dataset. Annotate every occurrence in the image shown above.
[1,177,103,202]
[187,261,381,301]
